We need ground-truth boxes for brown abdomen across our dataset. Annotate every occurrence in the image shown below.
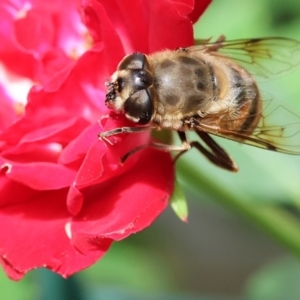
[218,62,262,135]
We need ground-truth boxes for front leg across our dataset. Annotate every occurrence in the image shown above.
[98,126,153,145]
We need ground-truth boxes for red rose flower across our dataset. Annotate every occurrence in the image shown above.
[0,0,86,84]
[0,0,211,280]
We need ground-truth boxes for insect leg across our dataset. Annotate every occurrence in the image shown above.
[173,131,192,162]
[195,131,238,172]
[99,126,152,138]
[121,140,191,163]
[174,131,238,171]
[100,125,190,162]
[98,126,153,145]
[121,144,150,163]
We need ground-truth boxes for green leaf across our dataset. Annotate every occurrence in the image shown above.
[170,179,188,222]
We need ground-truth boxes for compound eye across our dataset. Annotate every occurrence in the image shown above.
[124,89,153,125]
[118,53,146,70]
[118,52,151,71]
[131,69,153,91]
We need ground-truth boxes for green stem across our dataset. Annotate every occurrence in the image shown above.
[178,160,300,257]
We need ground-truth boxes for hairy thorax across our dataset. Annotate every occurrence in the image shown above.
[148,50,260,133]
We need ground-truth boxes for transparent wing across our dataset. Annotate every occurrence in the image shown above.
[199,104,300,155]
[190,37,300,153]
[192,37,300,79]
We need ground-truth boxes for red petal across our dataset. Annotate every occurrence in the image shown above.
[188,0,212,24]
[66,184,85,217]
[59,123,103,165]
[82,0,125,72]
[71,149,174,242]
[0,0,86,83]
[0,175,36,207]
[0,159,76,190]
[13,9,54,52]
[0,189,112,280]
[1,116,89,163]
[65,118,151,215]
[22,49,110,122]
[0,84,19,131]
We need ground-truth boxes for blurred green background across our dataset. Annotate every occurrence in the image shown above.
[2,0,300,299]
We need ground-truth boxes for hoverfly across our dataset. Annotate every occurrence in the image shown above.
[99,36,300,171]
